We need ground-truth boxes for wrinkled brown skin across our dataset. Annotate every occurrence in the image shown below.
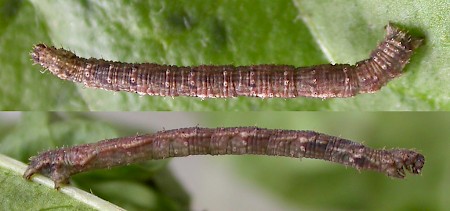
[30,23,422,99]
[23,127,425,189]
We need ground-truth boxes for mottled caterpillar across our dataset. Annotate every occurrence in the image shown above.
[24,127,425,189]
[31,23,422,99]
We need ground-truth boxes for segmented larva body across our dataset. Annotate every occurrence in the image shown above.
[31,23,422,99]
[24,127,425,189]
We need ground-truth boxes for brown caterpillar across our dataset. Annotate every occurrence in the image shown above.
[31,23,422,99]
[23,127,425,189]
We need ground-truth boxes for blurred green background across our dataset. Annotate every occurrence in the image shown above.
[0,0,448,110]
[0,112,448,210]
[0,0,449,210]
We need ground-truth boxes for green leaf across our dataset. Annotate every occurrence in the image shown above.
[0,113,190,211]
[0,0,448,110]
[1,113,448,210]
[0,154,120,211]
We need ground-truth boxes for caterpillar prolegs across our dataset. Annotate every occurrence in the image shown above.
[31,23,422,99]
[24,127,425,189]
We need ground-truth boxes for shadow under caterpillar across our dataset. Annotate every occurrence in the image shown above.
[31,23,422,99]
[24,127,425,189]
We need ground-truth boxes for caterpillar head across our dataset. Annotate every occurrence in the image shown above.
[384,149,425,178]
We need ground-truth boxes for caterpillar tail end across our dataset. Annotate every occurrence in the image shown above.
[23,152,70,189]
